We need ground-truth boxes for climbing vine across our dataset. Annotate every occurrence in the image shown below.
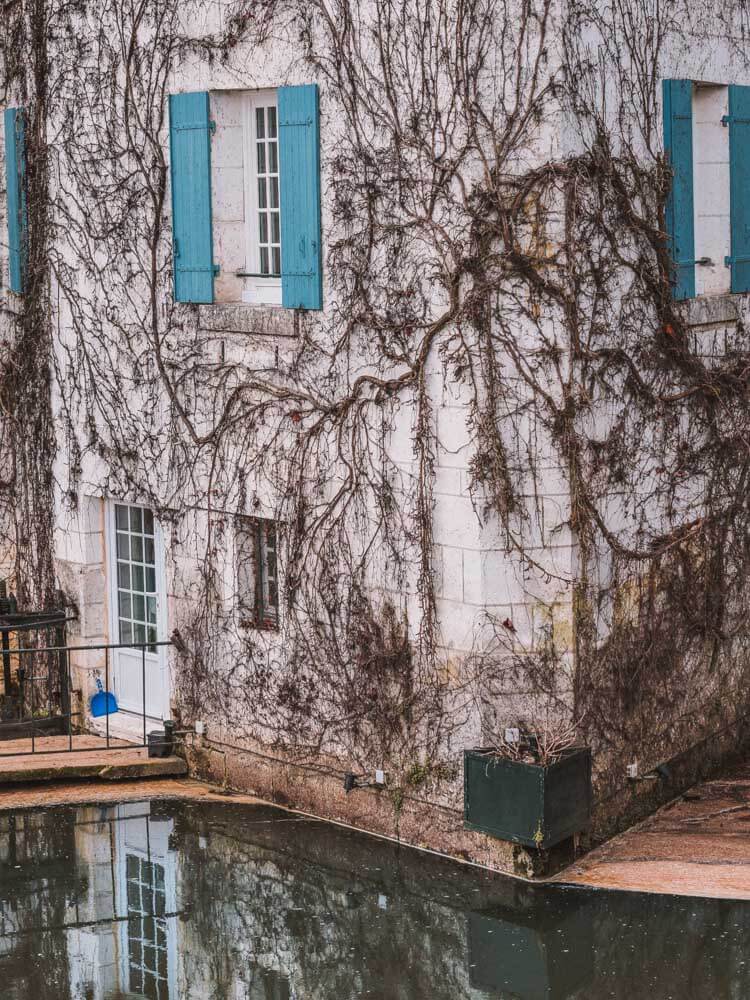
[3,0,750,814]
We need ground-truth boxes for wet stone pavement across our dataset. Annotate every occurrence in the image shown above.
[562,755,750,900]
[1,794,750,998]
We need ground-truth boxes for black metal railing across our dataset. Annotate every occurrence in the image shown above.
[0,638,173,757]
[0,612,72,736]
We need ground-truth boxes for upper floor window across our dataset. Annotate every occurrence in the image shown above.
[663,79,750,300]
[246,95,282,294]
[169,85,323,311]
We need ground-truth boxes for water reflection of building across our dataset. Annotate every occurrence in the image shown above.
[66,802,178,1000]
[5,800,750,999]
[0,801,581,1000]
[0,803,300,1000]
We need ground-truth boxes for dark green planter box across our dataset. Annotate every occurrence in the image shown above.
[464,747,591,849]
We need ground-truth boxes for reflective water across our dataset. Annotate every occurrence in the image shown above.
[0,799,749,999]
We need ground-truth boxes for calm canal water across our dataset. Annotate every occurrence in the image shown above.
[0,798,748,999]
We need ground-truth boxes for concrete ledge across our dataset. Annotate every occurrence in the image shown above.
[0,750,187,785]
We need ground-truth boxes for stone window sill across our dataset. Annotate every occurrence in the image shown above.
[198,303,297,339]
[680,292,744,329]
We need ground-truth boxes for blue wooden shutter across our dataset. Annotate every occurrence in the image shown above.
[279,84,323,310]
[726,85,750,293]
[662,80,695,300]
[4,108,27,295]
[169,92,216,304]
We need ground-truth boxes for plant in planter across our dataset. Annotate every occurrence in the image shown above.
[464,717,591,850]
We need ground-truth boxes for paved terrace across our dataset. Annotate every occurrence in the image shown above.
[558,755,750,900]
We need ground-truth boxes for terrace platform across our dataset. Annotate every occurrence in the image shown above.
[0,734,187,785]
[559,753,750,900]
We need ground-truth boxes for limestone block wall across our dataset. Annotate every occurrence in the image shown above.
[54,495,110,720]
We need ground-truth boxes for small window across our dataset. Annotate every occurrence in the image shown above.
[236,518,279,628]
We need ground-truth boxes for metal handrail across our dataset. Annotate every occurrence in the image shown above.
[0,637,174,758]
[8,639,173,655]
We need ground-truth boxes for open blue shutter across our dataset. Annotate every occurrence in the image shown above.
[4,108,27,295]
[169,92,215,304]
[279,85,323,311]
[726,85,750,293]
[662,80,695,300]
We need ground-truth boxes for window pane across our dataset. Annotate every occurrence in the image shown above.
[260,247,269,274]
[263,522,279,619]
[120,620,133,645]
[272,247,281,276]
[132,565,144,593]
[143,509,154,534]
[133,622,146,645]
[130,506,143,532]
[119,591,132,619]
[144,537,155,564]
[116,532,130,560]
[146,567,156,592]
[257,141,266,173]
[131,535,144,562]
[258,176,267,209]
[271,212,280,244]
[270,176,279,209]
[133,594,145,622]
[118,562,130,590]
[256,107,265,139]
[146,596,157,624]
[259,212,268,244]
[116,504,129,530]
[268,106,277,138]
[269,141,278,173]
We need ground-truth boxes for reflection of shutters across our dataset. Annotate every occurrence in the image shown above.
[168,92,216,303]
[662,80,695,300]
[4,108,27,295]
[279,84,323,310]
[726,85,750,293]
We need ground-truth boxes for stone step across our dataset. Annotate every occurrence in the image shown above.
[0,735,187,785]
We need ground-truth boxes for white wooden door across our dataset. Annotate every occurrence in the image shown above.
[107,501,169,722]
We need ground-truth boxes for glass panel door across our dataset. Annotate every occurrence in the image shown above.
[115,503,158,651]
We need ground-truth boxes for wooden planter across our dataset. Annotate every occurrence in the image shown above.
[464,747,592,850]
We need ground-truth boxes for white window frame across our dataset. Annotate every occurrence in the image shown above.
[242,89,282,307]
